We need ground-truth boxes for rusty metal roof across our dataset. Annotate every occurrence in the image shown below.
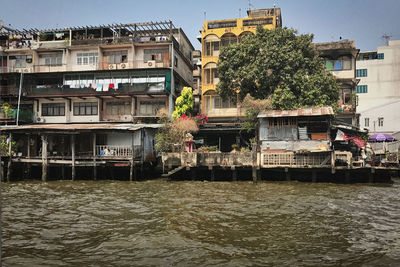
[257,106,334,118]
[0,123,162,132]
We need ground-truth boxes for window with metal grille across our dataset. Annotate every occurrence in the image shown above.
[73,102,98,116]
[42,103,65,116]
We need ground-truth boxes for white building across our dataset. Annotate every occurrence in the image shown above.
[356,40,400,134]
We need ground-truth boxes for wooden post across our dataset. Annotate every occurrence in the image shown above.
[6,133,12,182]
[130,133,134,182]
[345,170,350,183]
[252,166,258,184]
[71,135,76,181]
[209,165,214,181]
[191,167,196,181]
[312,170,317,183]
[232,166,237,181]
[27,134,31,158]
[61,165,65,180]
[285,167,291,181]
[369,168,375,183]
[130,161,134,182]
[41,134,48,182]
[92,133,97,180]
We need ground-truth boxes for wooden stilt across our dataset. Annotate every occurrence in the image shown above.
[134,164,138,181]
[345,171,350,183]
[285,167,291,181]
[209,166,214,181]
[130,161,134,182]
[312,170,317,183]
[231,166,237,181]
[41,134,48,182]
[191,167,196,181]
[369,168,375,183]
[92,133,97,180]
[252,166,258,184]
[71,135,76,181]
[6,133,12,182]
[61,164,65,180]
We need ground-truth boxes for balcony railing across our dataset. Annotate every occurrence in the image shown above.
[70,35,171,46]
[96,145,142,159]
[27,80,167,96]
[0,86,20,96]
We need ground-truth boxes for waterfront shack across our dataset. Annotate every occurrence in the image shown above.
[162,106,398,182]
[0,123,161,181]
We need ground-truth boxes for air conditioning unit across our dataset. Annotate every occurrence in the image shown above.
[119,63,127,69]
[147,60,156,68]
[36,117,45,123]
[108,64,117,70]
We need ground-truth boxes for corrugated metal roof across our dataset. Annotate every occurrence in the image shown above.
[257,106,334,118]
[0,123,163,132]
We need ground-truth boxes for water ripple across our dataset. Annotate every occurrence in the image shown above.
[2,180,400,266]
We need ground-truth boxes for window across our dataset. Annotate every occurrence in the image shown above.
[365,118,369,127]
[377,53,384,59]
[103,50,128,64]
[139,101,165,115]
[204,68,218,84]
[341,88,352,104]
[212,96,235,109]
[73,102,98,116]
[325,56,352,71]
[77,52,98,65]
[243,18,273,26]
[174,55,178,67]
[221,33,237,47]
[144,49,169,62]
[356,69,368,77]
[42,103,65,116]
[40,53,62,66]
[378,117,384,127]
[15,55,27,68]
[204,41,220,57]
[208,20,237,29]
[106,101,131,115]
[356,85,368,93]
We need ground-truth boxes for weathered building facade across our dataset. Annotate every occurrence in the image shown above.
[0,21,194,181]
[315,40,360,126]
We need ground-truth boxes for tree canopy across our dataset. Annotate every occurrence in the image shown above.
[217,27,339,110]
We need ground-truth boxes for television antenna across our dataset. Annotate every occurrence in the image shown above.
[248,0,254,10]
[382,33,391,45]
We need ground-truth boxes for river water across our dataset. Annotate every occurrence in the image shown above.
[2,179,400,266]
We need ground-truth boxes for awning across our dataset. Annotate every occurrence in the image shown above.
[0,123,163,132]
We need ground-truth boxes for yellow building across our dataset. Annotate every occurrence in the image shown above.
[200,8,282,121]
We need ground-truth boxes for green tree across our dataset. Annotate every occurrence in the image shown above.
[172,87,194,120]
[217,27,338,110]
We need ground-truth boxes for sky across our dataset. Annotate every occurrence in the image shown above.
[1,0,399,52]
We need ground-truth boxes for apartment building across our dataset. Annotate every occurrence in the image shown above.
[198,8,282,151]
[356,40,400,134]
[200,8,281,121]
[315,40,360,126]
[0,21,194,180]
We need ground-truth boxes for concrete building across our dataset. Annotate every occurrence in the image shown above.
[356,40,400,134]
[0,21,194,181]
[315,40,360,127]
[192,50,201,113]
[198,8,282,151]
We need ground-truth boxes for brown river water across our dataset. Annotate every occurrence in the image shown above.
[2,179,400,266]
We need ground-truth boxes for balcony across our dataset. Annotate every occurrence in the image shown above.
[71,35,171,46]
[27,81,167,97]
[0,86,19,96]
[96,145,143,159]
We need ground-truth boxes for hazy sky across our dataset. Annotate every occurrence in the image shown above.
[1,0,399,51]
